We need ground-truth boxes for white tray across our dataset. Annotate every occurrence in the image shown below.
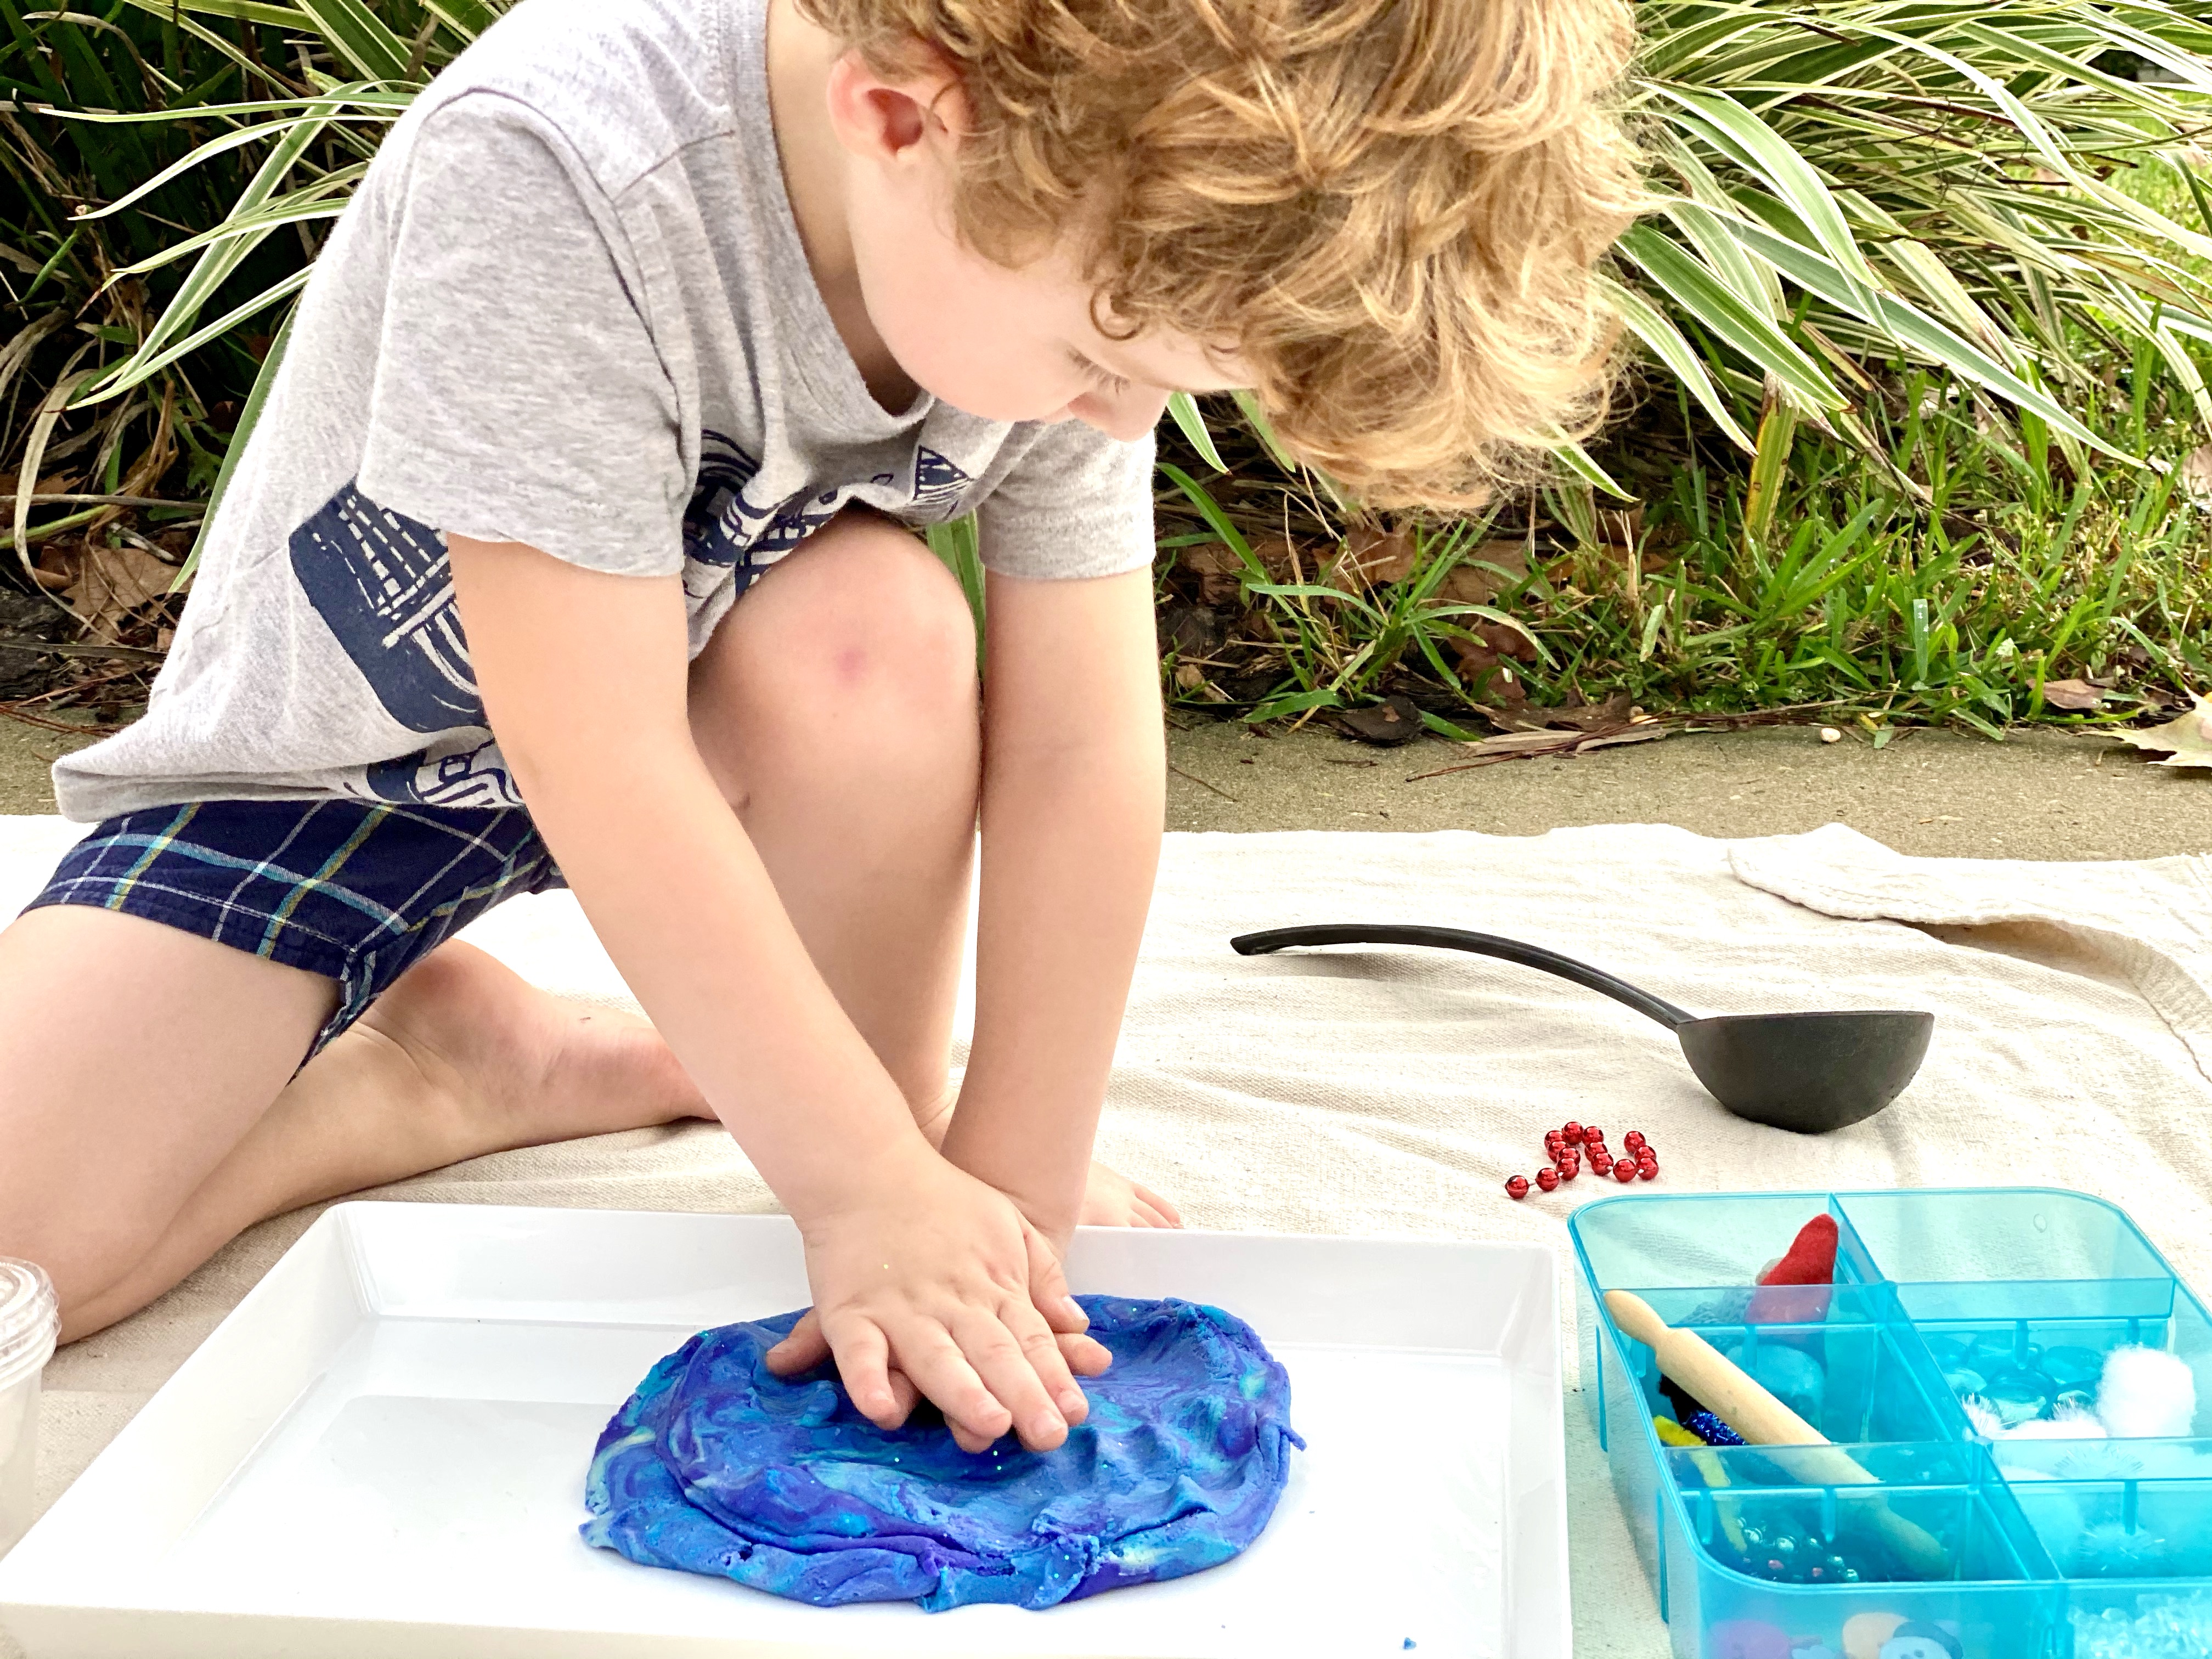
[0,1205,1567,1659]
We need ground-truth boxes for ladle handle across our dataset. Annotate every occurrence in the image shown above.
[1230,923,1696,1030]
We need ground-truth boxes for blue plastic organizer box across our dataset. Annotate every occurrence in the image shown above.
[1570,1188,2212,1659]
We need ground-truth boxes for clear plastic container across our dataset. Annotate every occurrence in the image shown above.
[1570,1188,2212,1659]
[0,1259,59,1557]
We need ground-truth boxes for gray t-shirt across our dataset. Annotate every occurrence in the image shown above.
[53,0,1154,821]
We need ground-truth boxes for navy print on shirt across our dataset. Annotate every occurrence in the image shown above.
[682,432,859,592]
[289,481,481,733]
[682,428,765,571]
[753,486,849,560]
[912,448,971,517]
[680,439,979,607]
[361,734,523,808]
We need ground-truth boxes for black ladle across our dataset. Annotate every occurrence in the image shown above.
[1230,923,1933,1135]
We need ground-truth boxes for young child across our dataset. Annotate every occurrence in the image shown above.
[0,0,1638,1452]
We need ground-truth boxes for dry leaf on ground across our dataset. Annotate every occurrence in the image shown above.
[66,543,178,639]
[1335,695,1424,746]
[2040,678,2107,712]
[2180,445,2212,511]
[1405,718,1667,778]
[1436,540,1530,607]
[1,471,80,500]
[2106,695,2212,771]
[1334,527,1416,589]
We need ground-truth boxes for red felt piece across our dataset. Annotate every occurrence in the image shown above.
[1747,1214,1838,1324]
[1759,1215,1839,1286]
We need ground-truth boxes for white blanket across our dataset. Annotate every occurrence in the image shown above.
[3,813,2209,1657]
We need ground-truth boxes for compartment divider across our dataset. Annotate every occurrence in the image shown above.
[1882,1304,1980,1446]
[1571,1188,2211,1659]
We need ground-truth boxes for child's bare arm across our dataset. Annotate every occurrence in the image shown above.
[938,565,1166,1243]
[446,534,1096,1451]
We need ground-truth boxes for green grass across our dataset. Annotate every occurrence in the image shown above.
[1155,349,2211,735]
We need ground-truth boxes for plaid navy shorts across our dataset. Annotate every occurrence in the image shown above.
[22,798,565,1060]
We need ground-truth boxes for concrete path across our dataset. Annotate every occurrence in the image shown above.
[1164,718,2207,859]
[0,718,93,817]
[5,713,2205,858]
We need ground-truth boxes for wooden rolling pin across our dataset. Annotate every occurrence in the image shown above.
[1605,1290,1950,1579]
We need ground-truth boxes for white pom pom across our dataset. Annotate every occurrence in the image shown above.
[2004,1409,2108,1442]
[1961,1395,2006,1441]
[2096,1346,2198,1439]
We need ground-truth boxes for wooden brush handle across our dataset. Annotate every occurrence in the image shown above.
[1604,1290,1949,1578]
[1607,1290,1827,1445]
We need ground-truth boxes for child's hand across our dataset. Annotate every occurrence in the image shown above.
[766,1147,1112,1453]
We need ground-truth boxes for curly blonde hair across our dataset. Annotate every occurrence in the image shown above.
[797,0,1645,510]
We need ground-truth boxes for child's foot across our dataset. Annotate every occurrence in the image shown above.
[1081,1161,1183,1229]
[358,954,1181,1232]
[343,939,713,1173]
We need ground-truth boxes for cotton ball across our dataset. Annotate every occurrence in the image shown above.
[2096,1346,2198,1439]
[2004,1403,2108,1442]
[1961,1395,2006,1441]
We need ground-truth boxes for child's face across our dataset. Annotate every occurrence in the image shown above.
[825,44,1246,436]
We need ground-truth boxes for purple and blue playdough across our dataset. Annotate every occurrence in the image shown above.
[581,1294,1303,1611]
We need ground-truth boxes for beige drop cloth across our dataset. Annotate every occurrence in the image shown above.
[3,813,2210,1657]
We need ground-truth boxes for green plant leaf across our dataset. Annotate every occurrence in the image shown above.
[1619,222,1847,412]
[1650,84,1883,313]
[1158,461,1266,584]
[1726,213,2130,458]
[1596,272,1755,450]
[1165,391,1227,472]
[56,115,316,223]
[1551,433,1634,501]
[114,0,313,30]
[294,0,413,82]
[78,263,313,404]
[421,0,499,40]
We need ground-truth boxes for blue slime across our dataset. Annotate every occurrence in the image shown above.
[582,1295,1304,1611]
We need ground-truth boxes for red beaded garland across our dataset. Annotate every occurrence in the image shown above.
[1506,1175,1531,1200]
[1558,1157,1579,1181]
[1590,1152,1614,1175]
[1544,1132,1567,1160]
[1624,1130,1647,1152]
[1536,1167,1562,1193]
[1582,1125,1605,1146]
[1562,1121,1584,1144]
[1638,1161,1659,1181]
[1613,1160,1639,1183]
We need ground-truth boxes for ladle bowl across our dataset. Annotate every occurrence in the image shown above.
[1231,923,1933,1135]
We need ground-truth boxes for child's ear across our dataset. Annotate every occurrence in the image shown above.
[823,43,971,168]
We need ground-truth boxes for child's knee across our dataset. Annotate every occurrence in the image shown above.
[712,515,980,739]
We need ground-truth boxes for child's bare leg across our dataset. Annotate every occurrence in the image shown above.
[55,940,707,1340]
[0,905,337,1331]
[687,512,1178,1228]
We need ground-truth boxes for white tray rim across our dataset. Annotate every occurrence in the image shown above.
[1,1203,1570,1659]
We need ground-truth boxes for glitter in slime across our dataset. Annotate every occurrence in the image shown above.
[582,1294,1304,1610]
